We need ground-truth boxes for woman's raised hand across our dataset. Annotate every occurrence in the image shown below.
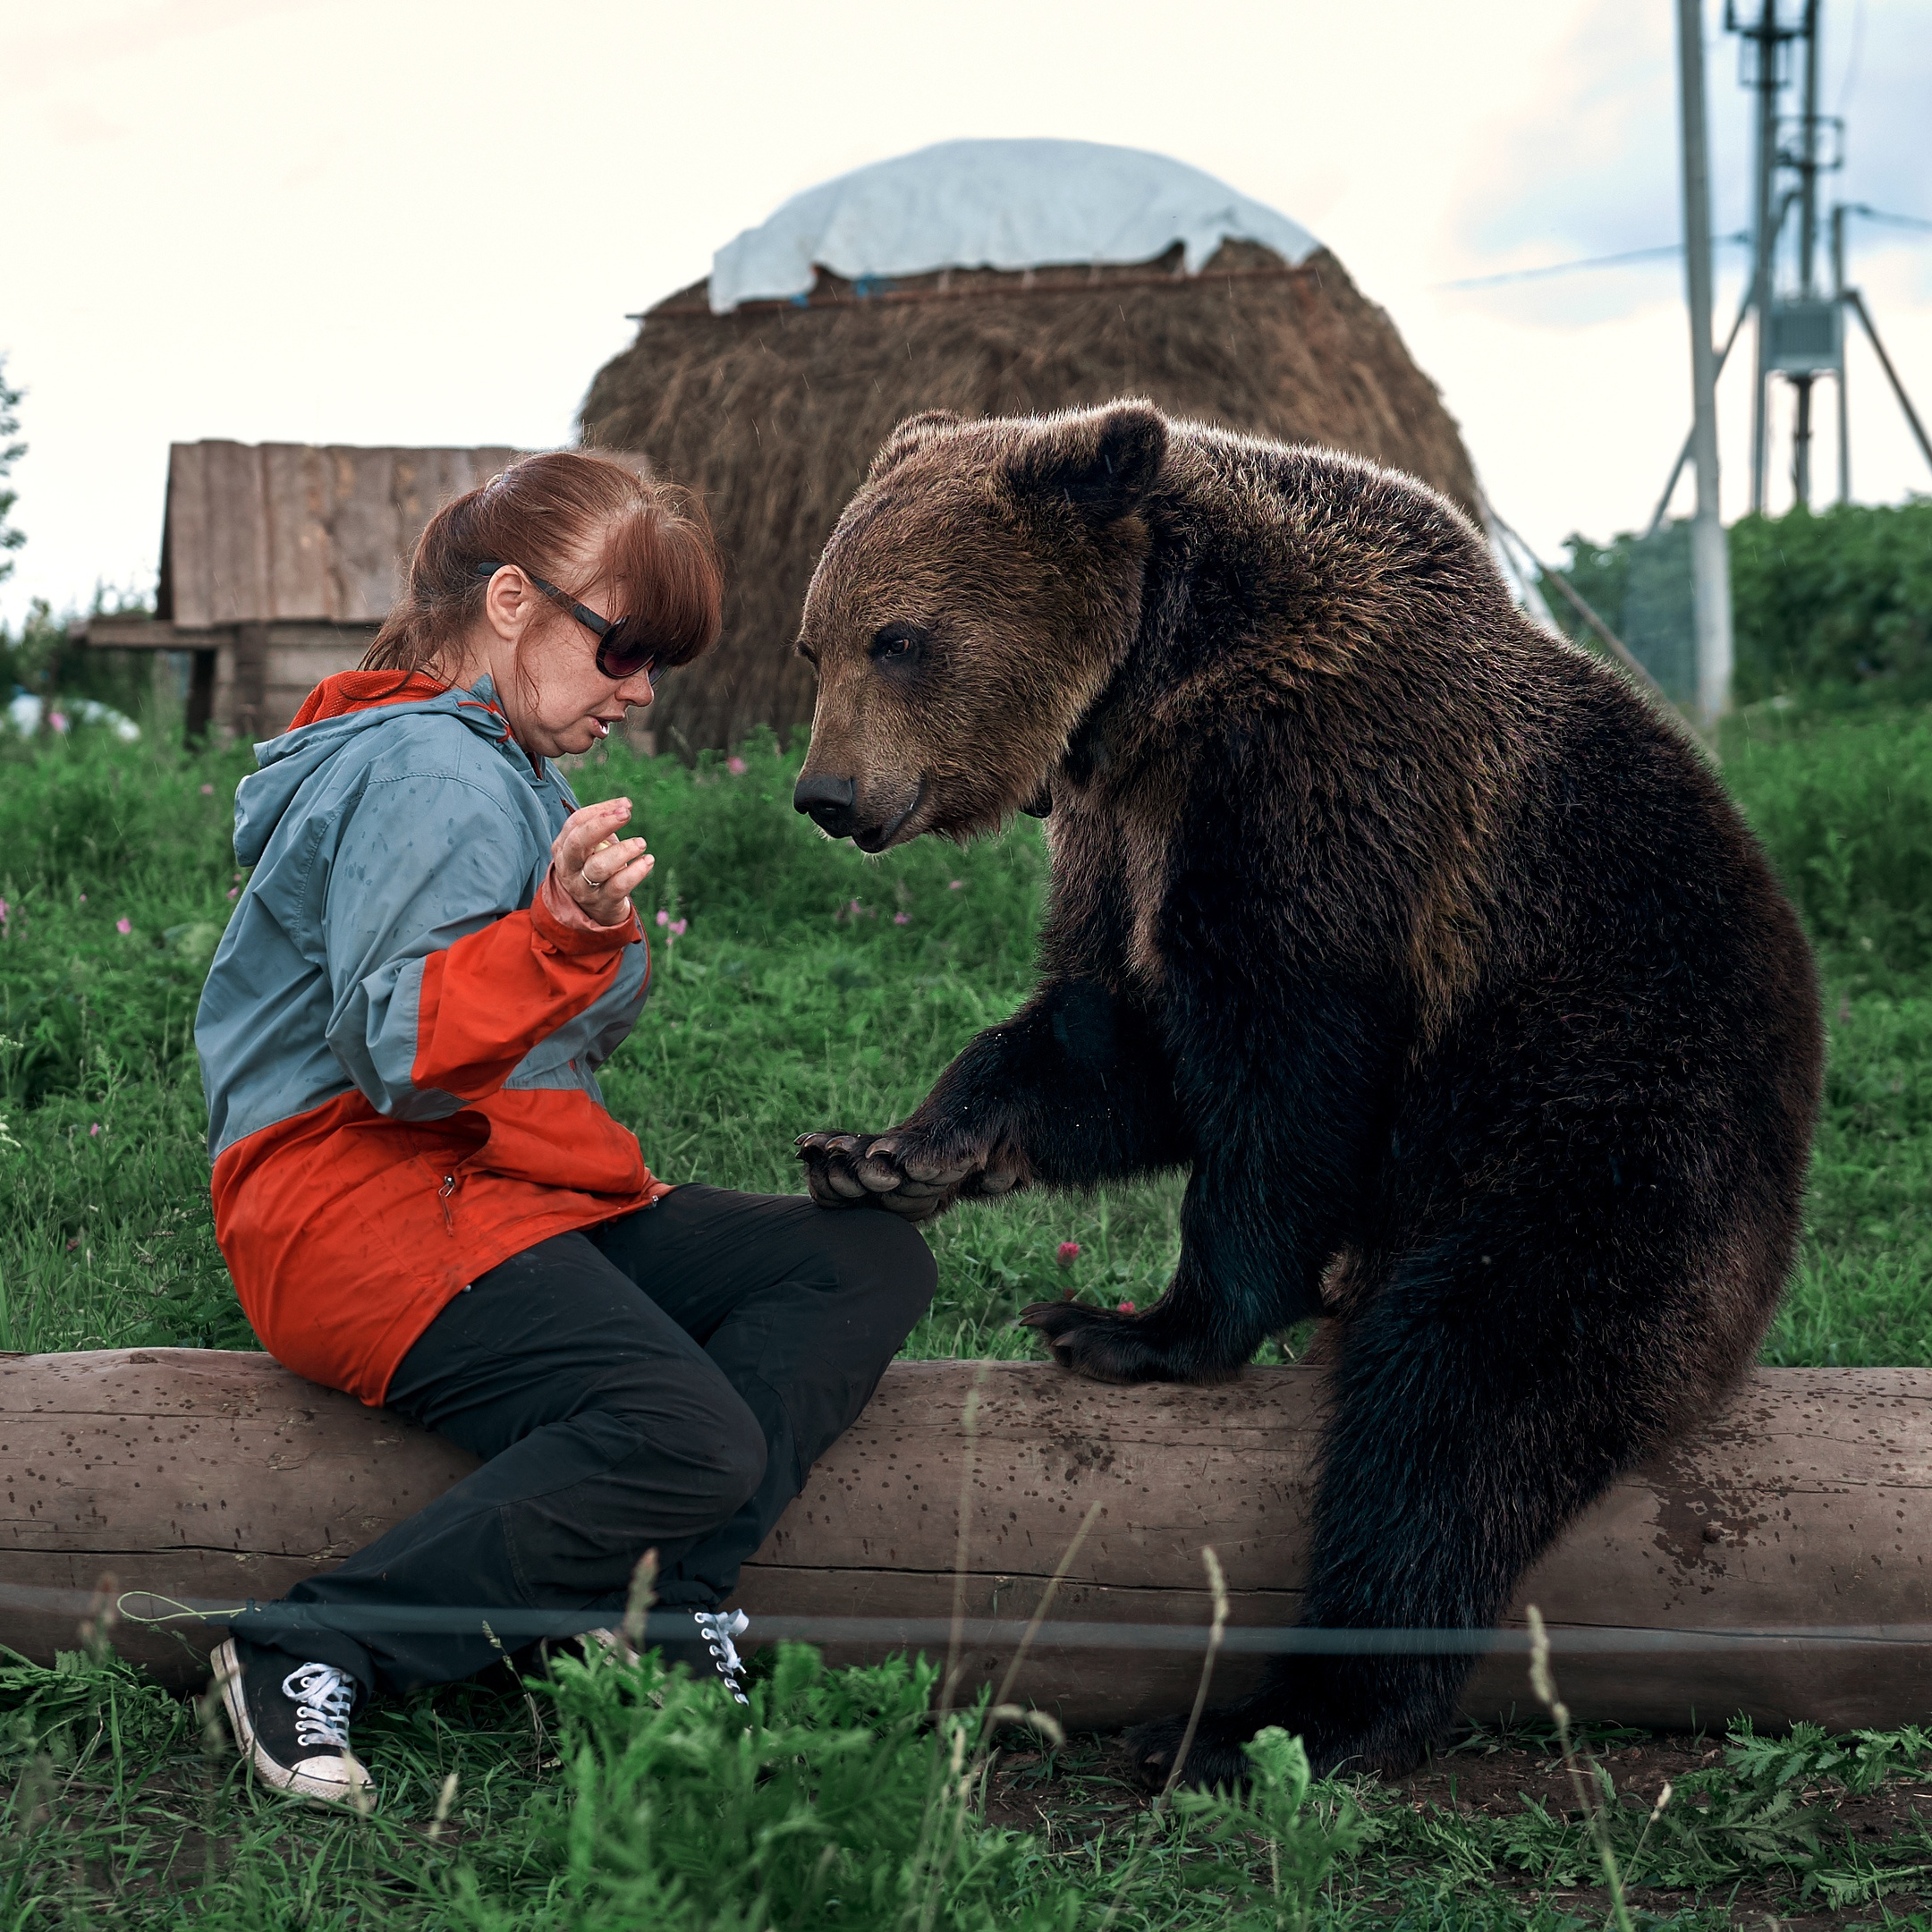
[552,798,653,928]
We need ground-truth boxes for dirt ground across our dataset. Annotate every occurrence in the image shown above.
[983,1728,1932,1928]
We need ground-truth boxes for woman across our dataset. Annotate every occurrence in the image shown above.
[194,452,936,1807]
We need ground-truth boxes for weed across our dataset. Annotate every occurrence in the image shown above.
[1168,1728,1370,1930]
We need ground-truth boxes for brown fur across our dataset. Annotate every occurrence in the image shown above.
[790,401,1822,1786]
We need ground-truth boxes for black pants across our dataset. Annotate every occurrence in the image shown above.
[233,1186,936,1697]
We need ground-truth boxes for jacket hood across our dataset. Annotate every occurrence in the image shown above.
[232,674,522,868]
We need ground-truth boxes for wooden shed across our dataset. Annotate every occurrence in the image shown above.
[83,441,527,741]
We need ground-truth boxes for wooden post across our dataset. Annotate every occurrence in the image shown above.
[231,623,269,742]
[185,649,217,742]
[1,1352,1928,1733]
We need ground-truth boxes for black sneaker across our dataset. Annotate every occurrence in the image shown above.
[689,1609,752,1707]
[587,1609,752,1706]
[210,1637,377,1808]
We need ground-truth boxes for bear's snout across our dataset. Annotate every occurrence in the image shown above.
[793,771,858,839]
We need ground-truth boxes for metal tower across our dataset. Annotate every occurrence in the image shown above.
[1725,0,1929,511]
[1730,0,1843,512]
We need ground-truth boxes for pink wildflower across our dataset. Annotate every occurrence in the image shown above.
[1117,1300,1136,1313]
[199,783,215,796]
[656,909,670,927]
[1056,1241,1080,1267]
[115,917,131,935]
[726,756,747,775]
[0,896,8,928]
[226,886,239,900]
[78,894,87,903]
[48,710,69,733]
[89,1123,102,1137]
[893,911,910,926]
[669,918,688,938]
[948,879,963,891]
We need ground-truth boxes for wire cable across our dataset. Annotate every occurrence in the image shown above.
[1844,204,1932,234]
[9,1582,1932,1658]
[1436,234,1750,292]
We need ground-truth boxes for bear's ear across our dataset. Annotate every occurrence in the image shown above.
[867,410,963,483]
[1005,401,1167,524]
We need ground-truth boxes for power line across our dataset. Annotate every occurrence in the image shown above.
[1835,0,1866,117]
[1844,204,1932,233]
[21,1582,1932,1657]
[1437,235,1749,292]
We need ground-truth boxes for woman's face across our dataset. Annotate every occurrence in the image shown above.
[468,536,657,758]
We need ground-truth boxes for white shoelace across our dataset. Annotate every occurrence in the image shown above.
[694,1609,751,1705]
[281,1662,356,1754]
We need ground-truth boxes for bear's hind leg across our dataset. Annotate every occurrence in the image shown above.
[1127,1224,1710,1786]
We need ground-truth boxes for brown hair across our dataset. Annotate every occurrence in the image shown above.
[362,450,723,679]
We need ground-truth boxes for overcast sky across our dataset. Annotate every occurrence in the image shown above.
[4,0,1929,630]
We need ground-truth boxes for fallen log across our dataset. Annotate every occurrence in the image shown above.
[2,1350,1928,1733]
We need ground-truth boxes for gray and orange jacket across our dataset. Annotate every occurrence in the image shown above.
[194,670,665,1404]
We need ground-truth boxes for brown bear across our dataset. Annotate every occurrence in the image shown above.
[789,399,1823,1786]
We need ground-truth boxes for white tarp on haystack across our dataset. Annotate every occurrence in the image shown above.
[708,139,1320,315]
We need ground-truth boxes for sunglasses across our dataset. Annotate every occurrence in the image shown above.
[472,561,661,684]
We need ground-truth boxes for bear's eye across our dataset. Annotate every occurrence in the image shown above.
[868,623,929,672]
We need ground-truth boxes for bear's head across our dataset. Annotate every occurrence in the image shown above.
[792,400,1168,851]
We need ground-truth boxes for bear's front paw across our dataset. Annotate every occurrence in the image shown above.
[794,1129,928,1215]
[794,1128,1021,1223]
[1123,1710,1257,1792]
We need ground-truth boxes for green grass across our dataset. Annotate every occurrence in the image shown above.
[3,708,1927,1371]
[10,1640,1932,1928]
[1722,706,1932,1366]
[0,726,1191,1366]
[3,699,1931,1927]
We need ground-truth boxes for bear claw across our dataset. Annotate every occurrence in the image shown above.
[796,1124,1017,1221]
[1018,1297,1155,1382]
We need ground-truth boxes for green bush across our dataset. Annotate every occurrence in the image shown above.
[1730,501,1932,704]
[1546,498,1932,708]
[0,353,22,587]
[1,593,159,724]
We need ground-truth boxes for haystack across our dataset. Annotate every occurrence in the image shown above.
[582,140,1480,753]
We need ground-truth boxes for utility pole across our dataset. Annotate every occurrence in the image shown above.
[1680,0,1734,725]
[1832,202,1850,501]
[1746,0,1784,513]
[1790,0,1821,506]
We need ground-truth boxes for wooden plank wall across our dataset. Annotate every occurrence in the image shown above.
[259,624,379,735]
[202,625,381,741]
[131,441,651,736]
[164,443,528,628]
